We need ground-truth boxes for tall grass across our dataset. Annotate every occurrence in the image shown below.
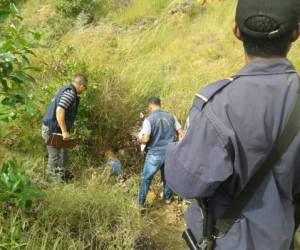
[113,0,173,24]
[27,175,142,250]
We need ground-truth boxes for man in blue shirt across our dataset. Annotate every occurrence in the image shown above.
[165,0,300,249]
[42,74,88,181]
[138,97,183,208]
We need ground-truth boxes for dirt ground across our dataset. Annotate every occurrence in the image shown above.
[143,187,300,250]
[143,190,188,250]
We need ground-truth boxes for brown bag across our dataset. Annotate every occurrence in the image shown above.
[46,133,78,149]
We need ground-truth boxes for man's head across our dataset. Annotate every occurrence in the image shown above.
[148,97,161,113]
[73,74,88,94]
[234,0,300,59]
[105,145,119,160]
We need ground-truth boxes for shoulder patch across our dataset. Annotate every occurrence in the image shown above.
[193,77,237,111]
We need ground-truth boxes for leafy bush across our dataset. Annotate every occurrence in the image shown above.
[55,0,109,22]
[0,3,43,122]
[0,158,44,210]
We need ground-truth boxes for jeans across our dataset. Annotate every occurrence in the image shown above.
[138,154,172,206]
[47,146,69,172]
[42,125,69,172]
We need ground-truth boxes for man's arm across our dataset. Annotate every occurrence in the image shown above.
[176,128,184,141]
[138,119,151,145]
[139,134,150,144]
[56,89,76,140]
[173,115,184,141]
[56,107,70,139]
[165,108,233,199]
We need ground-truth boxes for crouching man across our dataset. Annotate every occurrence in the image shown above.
[137,97,183,208]
[42,74,88,181]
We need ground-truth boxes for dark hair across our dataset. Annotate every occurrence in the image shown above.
[105,145,119,154]
[74,74,88,87]
[148,96,161,106]
[240,16,295,58]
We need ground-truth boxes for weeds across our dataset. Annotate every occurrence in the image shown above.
[27,175,142,250]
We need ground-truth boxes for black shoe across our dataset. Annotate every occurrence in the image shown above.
[61,170,74,182]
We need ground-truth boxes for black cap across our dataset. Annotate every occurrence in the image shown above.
[236,0,300,39]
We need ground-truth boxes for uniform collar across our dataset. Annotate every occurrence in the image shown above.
[237,58,297,76]
[152,109,161,113]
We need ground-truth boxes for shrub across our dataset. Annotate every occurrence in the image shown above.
[0,159,44,210]
[55,0,110,22]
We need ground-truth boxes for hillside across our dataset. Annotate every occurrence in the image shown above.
[1,0,300,249]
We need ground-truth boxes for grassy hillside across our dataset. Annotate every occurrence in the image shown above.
[2,0,300,249]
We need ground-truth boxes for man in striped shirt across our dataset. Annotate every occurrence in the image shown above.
[42,74,88,181]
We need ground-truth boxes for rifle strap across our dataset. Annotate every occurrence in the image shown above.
[216,79,300,235]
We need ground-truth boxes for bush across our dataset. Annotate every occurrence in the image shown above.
[0,158,44,210]
[55,0,109,22]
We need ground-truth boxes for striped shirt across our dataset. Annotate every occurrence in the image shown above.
[58,89,76,110]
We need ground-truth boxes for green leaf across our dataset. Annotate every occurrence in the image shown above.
[10,71,35,83]
[23,66,41,72]
[30,43,48,49]
[0,52,16,62]
[9,3,19,16]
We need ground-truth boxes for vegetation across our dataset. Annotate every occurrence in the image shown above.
[1,0,300,249]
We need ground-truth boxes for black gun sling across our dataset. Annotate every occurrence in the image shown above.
[216,79,300,236]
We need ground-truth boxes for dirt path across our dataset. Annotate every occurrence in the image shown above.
[143,191,188,250]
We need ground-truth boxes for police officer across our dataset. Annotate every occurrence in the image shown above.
[42,74,88,180]
[137,97,183,208]
[165,0,300,249]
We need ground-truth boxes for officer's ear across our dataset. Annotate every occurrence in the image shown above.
[291,25,300,43]
[233,23,243,41]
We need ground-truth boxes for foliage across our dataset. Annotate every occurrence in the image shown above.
[0,158,44,210]
[55,0,109,22]
[115,0,173,24]
[0,0,22,21]
[0,4,45,250]
[27,175,142,249]
[0,212,29,250]
[0,3,43,123]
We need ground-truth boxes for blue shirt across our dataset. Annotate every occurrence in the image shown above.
[165,59,300,250]
[106,159,122,177]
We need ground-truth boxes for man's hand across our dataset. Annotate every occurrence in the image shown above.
[139,134,150,144]
[62,131,71,140]
[177,128,184,141]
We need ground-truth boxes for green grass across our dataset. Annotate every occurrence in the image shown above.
[112,0,174,24]
[26,175,142,250]
[3,0,300,249]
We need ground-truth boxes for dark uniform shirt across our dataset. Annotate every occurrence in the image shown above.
[165,59,300,250]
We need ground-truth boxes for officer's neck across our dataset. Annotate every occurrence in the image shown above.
[245,53,287,64]
[150,107,161,113]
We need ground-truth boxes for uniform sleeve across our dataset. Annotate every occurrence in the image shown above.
[58,89,76,110]
[173,115,182,130]
[140,119,151,136]
[165,108,233,199]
